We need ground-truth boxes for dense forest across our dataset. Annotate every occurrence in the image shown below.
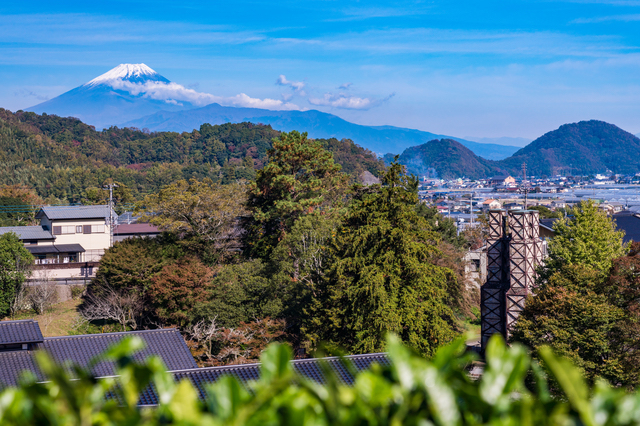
[0,109,384,204]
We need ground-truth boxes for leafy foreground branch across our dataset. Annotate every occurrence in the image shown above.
[2,335,640,425]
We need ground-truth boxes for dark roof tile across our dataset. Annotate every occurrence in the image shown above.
[0,320,44,346]
[0,328,196,388]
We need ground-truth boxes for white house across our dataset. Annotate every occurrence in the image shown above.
[0,205,115,284]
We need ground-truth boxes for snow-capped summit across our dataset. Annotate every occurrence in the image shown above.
[85,63,170,87]
[27,63,192,129]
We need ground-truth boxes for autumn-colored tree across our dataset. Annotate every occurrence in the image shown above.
[0,185,43,206]
[91,236,182,296]
[136,178,246,265]
[244,131,347,258]
[0,185,43,226]
[148,257,214,328]
[313,163,458,356]
[82,236,183,329]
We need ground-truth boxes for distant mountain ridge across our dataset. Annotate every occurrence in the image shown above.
[464,136,532,148]
[396,120,640,178]
[25,63,519,161]
[498,120,640,176]
[122,103,519,160]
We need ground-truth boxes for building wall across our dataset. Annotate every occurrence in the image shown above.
[31,265,96,281]
[49,218,111,261]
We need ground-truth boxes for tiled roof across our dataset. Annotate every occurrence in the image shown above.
[36,205,114,221]
[0,329,197,388]
[115,223,160,235]
[26,243,85,255]
[134,353,390,405]
[0,226,54,240]
[613,212,640,243]
[0,320,44,346]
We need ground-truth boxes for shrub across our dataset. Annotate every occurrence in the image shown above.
[3,334,640,425]
[70,284,85,300]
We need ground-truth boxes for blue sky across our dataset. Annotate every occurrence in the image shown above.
[1,0,639,139]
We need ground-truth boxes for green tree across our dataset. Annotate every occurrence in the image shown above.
[528,205,562,219]
[600,242,640,388]
[196,260,284,327]
[136,178,247,265]
[313,163,458,356]
[511,264,624,386]
[244,131,347,258]
[0,232,34,317]
[415,203,466,248]
[81,236,183,330]
[544,199,627,277]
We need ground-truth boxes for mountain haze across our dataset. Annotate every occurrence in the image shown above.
[25,64,519,160]
[397,139,495,179]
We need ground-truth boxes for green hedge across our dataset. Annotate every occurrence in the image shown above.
[1,334,639,425]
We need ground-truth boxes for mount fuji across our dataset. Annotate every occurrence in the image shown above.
[27,64,196,129]
[26,63,521,159]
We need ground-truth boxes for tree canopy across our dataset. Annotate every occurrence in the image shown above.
[136,178,246,265]
[0,232,34,317]
[545,199,627,276]
[313,163,458,356]
[245,130,347,258]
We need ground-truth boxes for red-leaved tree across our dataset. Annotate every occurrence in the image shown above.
[148,257,214,328]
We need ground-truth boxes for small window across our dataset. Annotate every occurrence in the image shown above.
[60,225,75,234]
[76,225,83,233]
[83,225,92,234]
[91,225,105,233]
[53,226,61,235]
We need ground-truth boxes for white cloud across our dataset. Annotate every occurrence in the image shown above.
[308,92,393,110]
[276,74,306,95]
[108,80,300,110]
[338,82,352,90]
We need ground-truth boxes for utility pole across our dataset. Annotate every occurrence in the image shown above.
[104,183,118,247]
[522,162,528,210]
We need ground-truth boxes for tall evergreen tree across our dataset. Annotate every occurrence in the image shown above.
[244,131,346,259]
[311,163,458,356]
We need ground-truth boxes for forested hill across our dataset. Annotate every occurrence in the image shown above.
[496,120,640,176]
[395,139,495,180]
[394,120,640,178]
[0,109,384,203]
